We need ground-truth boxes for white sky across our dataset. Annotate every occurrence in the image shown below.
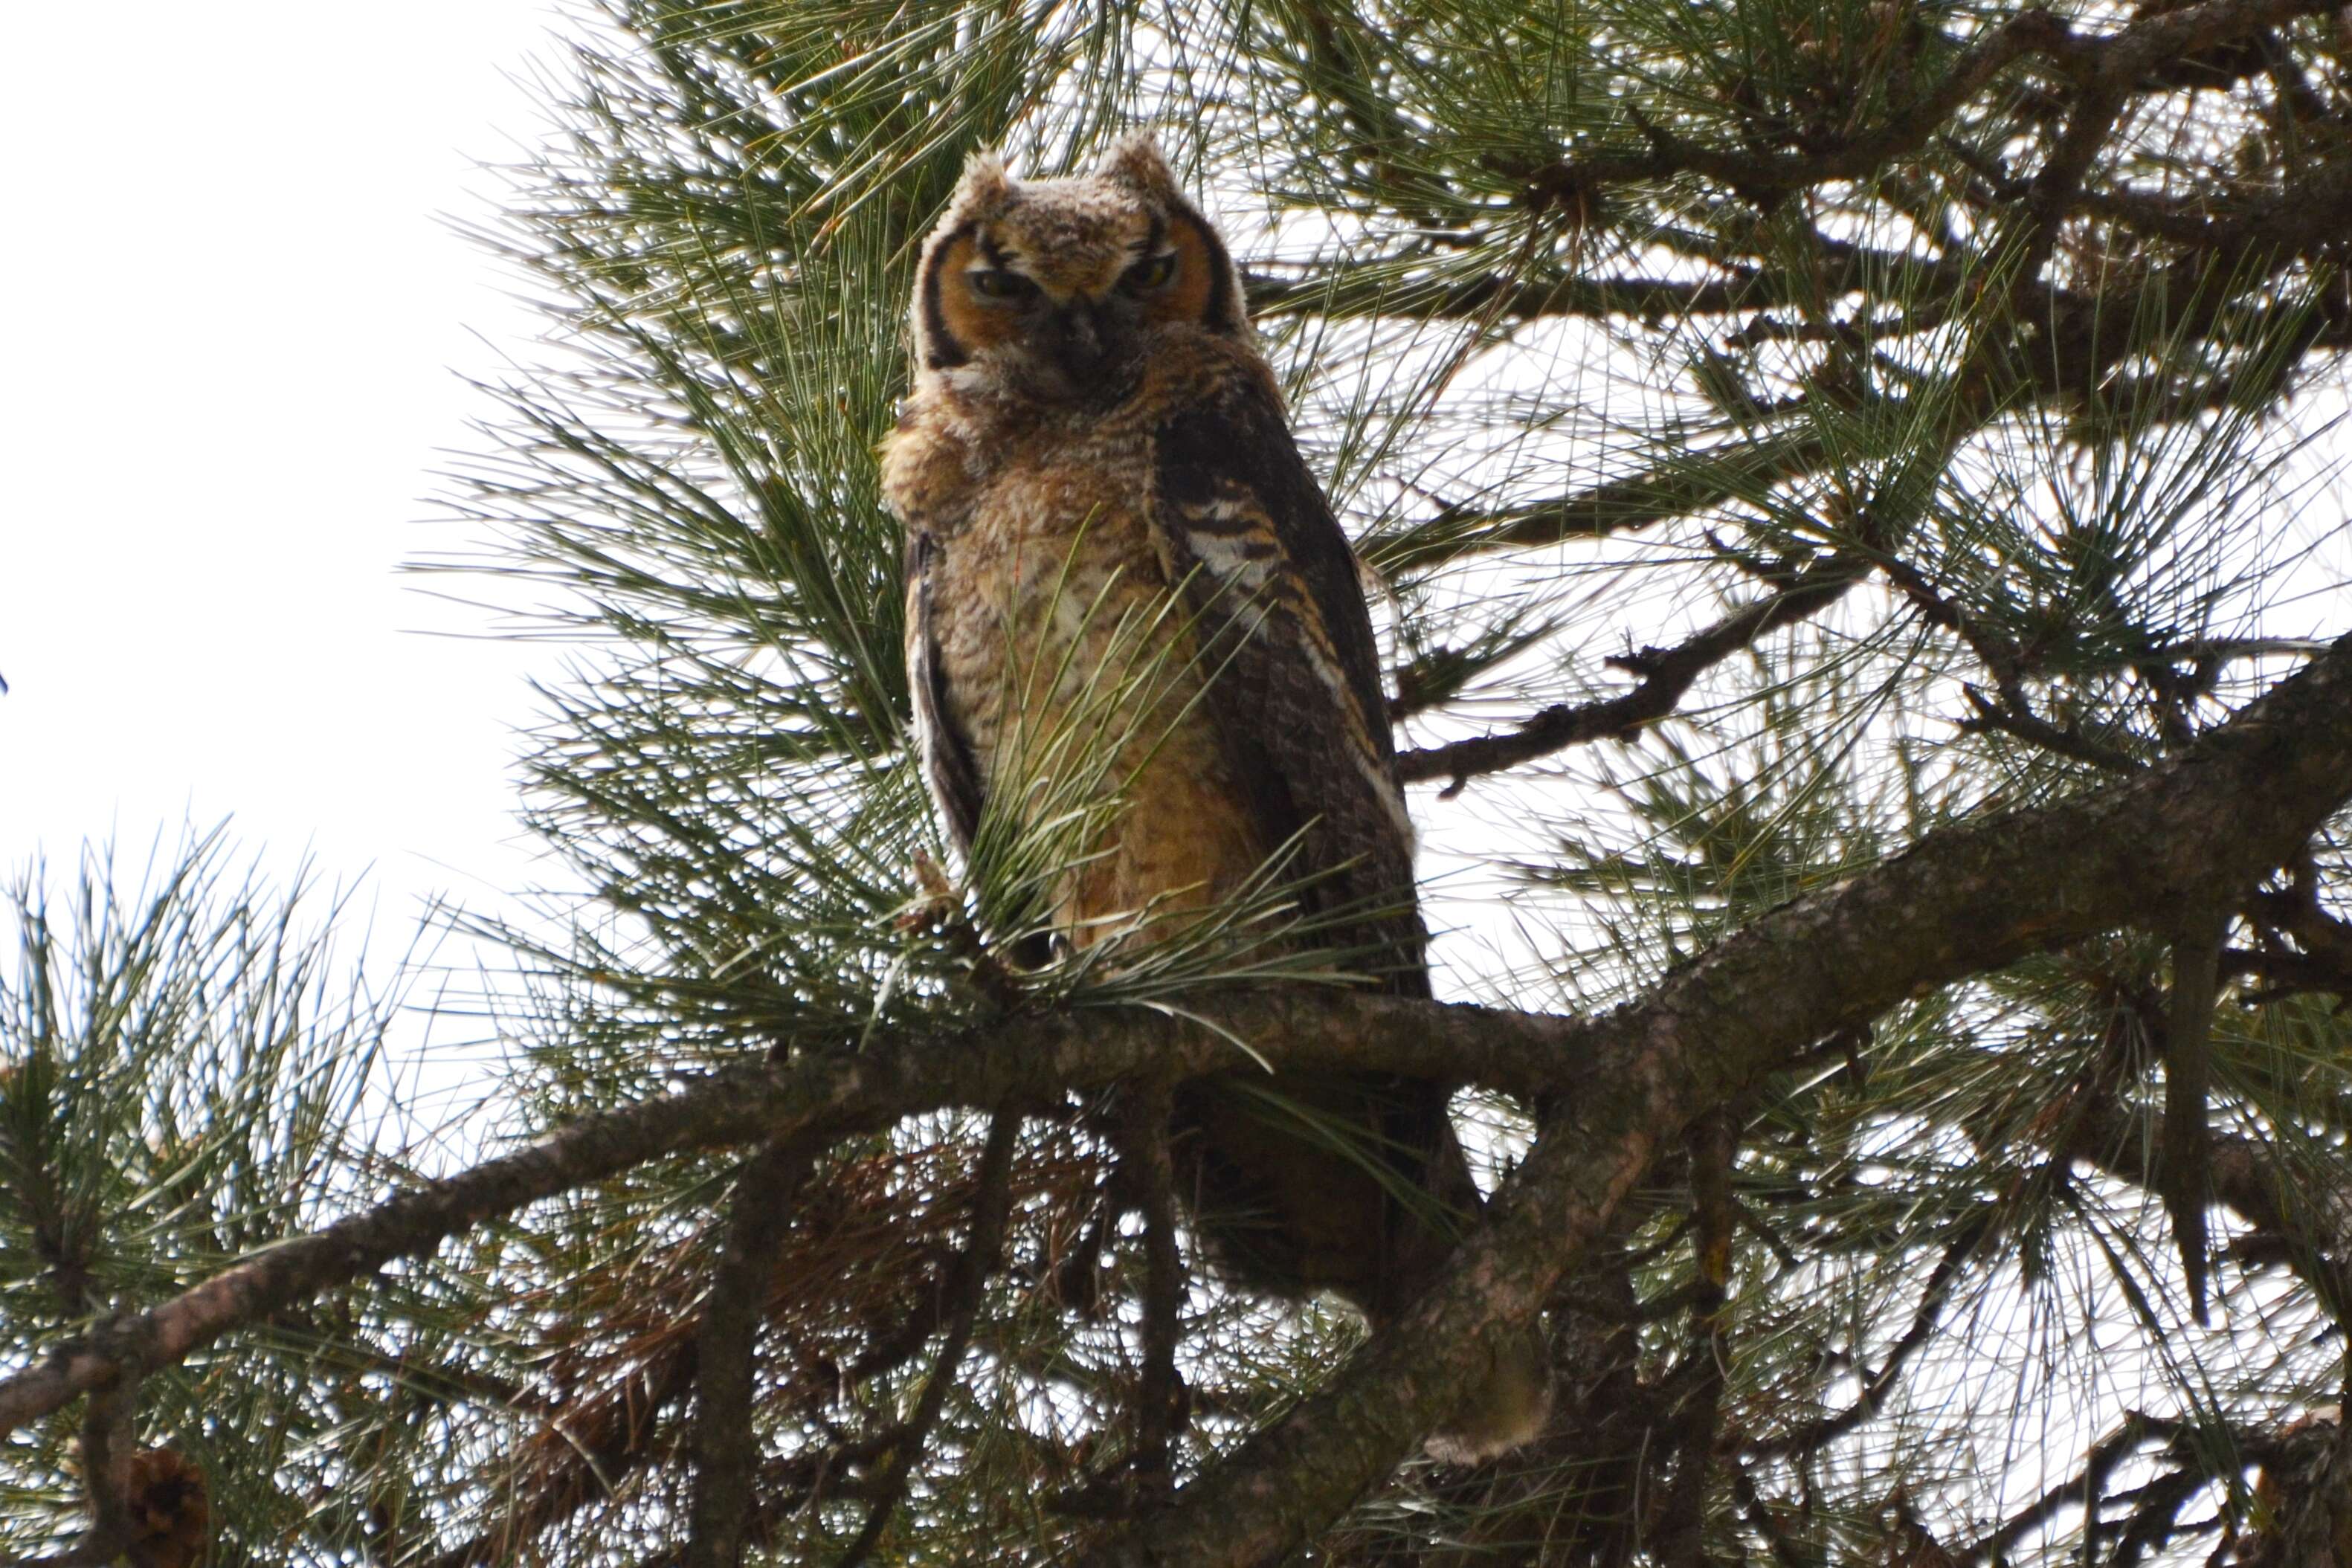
[0,2,570,961]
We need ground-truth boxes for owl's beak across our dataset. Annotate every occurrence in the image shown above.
[1041,296,1133,393]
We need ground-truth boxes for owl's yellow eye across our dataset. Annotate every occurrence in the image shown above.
[968,268,1037,302]
[1120,253,1176,293]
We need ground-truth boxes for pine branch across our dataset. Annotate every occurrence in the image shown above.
[2065,1094,2352,1322]
[1370,431,1831,572]
[7,648,2346,1555]
[419,1310,703,1568]
[0,1001,1586,1444]
[1956,1413,2250,1564]
[1744,1212,1991,1465]
[10,0,2348,1558]
[25,1383,141,1568]
[1956,685,2143,772]
[7,635,2351,1545]
[2262,1410,2352,1566]
[1246,264,1759,325]
[1657,1111,1734,1568]
[1508,0,2335,216]
[1080,630,2352,1565]
[1397,552,1866,792]
[2081,152,2352,263]
[2161,906,2232,1323]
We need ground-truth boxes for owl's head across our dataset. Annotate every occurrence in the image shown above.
[908,135,1251,403]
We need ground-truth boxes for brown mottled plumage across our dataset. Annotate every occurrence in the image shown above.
[881,136,1547,1460]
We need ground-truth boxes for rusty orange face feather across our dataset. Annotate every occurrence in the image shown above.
[910,139,1247,404]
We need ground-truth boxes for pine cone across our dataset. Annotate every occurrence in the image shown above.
[123,1447,209,1568]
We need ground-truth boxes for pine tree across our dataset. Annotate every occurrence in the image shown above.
[8,0,2352,1561]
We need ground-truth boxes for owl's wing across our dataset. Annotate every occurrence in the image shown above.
[906,528,984,854]
[1152,381,1430,998]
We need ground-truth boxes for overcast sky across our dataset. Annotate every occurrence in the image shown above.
[1,3,571,963]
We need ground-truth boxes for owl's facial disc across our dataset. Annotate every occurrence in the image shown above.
[919,192,1239,402]
[934,227,1156,401]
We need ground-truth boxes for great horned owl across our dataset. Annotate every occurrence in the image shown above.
[880,135,1547,1461]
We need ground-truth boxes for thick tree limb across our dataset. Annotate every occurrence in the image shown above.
[0,995,1597,1442]
[6,639,2351,1559]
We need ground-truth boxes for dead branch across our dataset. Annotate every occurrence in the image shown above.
[1398,553,1866,792]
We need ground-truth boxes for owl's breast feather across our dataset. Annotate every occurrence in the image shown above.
[923,439,1169,745]
[896,416,1269,929]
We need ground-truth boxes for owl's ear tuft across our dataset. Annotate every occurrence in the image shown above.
[914,152,1019,373]
[1099,133,1181,201]
[948,149,1016,216]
